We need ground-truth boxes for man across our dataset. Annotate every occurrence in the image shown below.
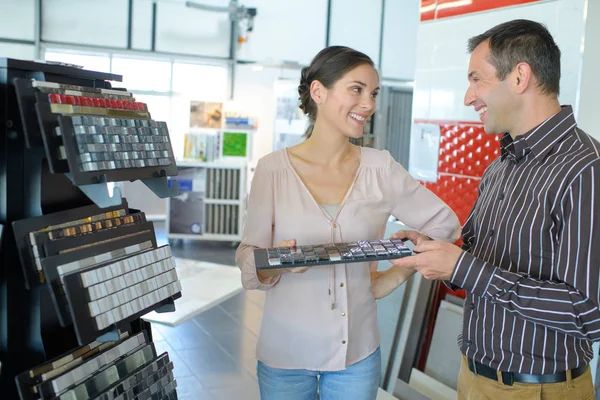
[393,19,600,398]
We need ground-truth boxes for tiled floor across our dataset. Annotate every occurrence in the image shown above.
[151,290,264,400]
[152,221,258,399]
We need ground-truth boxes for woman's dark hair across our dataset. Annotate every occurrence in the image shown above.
[467,19,561,95]
[298,46,375,138]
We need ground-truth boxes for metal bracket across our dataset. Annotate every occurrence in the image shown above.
[66,174,123,208]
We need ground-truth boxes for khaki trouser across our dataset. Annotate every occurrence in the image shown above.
[457,355,594,400]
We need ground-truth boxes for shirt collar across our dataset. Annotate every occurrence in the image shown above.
[500,105,576,163]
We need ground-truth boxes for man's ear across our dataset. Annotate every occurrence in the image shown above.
[310,80,326,105]
[513,62,533,94]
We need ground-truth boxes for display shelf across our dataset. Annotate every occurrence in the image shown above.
[166,161,247,243]
[1,57,181,399]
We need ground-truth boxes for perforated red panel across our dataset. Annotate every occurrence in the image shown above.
[422,175,480,226]
[438,124,501,177]
[414,121,501,226]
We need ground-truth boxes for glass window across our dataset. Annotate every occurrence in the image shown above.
[44,51,111,74]
[111,57,171,92]
[172,62,227,99]
[168,95,196,160]
[133,94,171,123]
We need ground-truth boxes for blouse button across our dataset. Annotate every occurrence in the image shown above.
[340,283,344,287]
[342,340,347,344]
[341,312,346,317]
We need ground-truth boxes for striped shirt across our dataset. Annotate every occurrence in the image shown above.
[449,105,600,374]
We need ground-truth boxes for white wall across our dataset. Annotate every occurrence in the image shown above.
[40,0,230,55]
[0,43,35,60]
[131,0,153,50]
[380,0,419,81]
[327,0,419,80]
[155,0,230,58]
[236,0,328,66]
[0,0,35,40]
[42,0,130,48]
[328,0,383,64]
[577,0,600,141]
[413,0,587,122]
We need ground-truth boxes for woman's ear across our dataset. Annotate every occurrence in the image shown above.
[310,80,326,105]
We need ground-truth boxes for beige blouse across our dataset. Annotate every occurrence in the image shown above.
[235,147,460,371]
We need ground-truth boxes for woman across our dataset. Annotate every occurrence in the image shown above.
[236,46,460,400]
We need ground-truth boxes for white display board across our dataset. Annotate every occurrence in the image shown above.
[408,123,441,183]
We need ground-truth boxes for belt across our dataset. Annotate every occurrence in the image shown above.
[467,358,588,386]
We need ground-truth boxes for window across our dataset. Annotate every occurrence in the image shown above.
[172,62,227,99]
[133,94,171,123]
[44,51,110,74]
[111,57,171,92]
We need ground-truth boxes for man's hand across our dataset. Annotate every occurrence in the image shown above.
[391,240,463,281]
[390,230,431,247]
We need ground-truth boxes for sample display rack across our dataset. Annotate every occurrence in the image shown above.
[0,58,181,399]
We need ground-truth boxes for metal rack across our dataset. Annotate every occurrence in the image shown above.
[0,58,180,398]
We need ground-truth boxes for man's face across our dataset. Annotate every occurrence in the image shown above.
[464,40,515,134]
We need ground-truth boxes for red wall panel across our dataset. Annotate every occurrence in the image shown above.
[420,0,437,21]
[414,120,500,226]
[421,0,541,21]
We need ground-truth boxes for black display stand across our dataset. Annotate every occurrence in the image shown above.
[0,58,179,398]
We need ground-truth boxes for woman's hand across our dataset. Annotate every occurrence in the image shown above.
[369,232,423,299]
[256,239,308,283]
[370,265,416,299]
[278,239,309,274]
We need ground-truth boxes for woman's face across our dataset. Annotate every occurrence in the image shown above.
[316,63,379,139]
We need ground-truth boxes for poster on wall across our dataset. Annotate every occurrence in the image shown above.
[273,79,308,150]
[408,123,441,183]
[190,101,223,129]
[222,131,248,157]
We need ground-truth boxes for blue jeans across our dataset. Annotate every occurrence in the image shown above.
[257,347,381,400]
